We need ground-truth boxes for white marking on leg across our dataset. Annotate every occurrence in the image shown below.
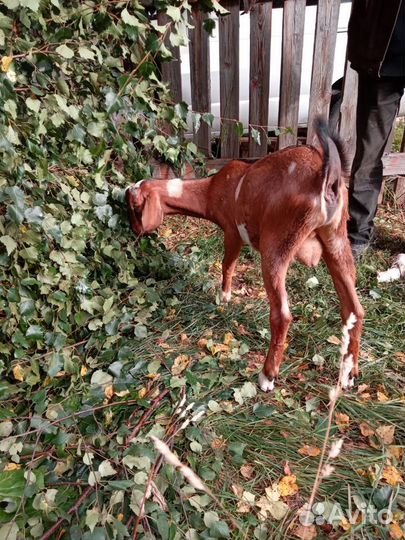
[258,372,275,392]
[280,296,290,319]
[220,290,231,303]
[167,178,183,198]
[347,377,355,389]
[288,162,296,174]
[237,223,251,246]
[235,174,245,202]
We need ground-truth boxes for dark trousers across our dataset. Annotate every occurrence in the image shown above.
[348,75,405,245]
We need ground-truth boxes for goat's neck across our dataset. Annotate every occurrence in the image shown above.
[158,178,213,221]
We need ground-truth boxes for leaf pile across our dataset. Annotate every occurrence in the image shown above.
[0,1,230,538]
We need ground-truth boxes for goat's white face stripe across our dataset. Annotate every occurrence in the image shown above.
[167,178,183,198]
[237,223,251,246]
[288,162,297,174]
[235,174,245,202]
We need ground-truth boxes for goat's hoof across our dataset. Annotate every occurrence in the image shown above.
[258,372,275,392]
[342,376,355,390]
[220,290,231,304]
[347,376,355,389]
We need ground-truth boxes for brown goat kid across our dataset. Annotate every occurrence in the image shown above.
[126,119,364,392]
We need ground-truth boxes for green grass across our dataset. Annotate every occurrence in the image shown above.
[147,214,405,539]
[1,211,404,540]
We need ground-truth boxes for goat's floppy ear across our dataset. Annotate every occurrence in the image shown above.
[142,190,163,233]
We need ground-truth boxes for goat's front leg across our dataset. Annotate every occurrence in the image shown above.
[259,258,292,392]
[220,232,242,303]
[319,229,364,387]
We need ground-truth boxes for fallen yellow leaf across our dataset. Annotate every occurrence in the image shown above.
[223,332,234,346]
[382,466,404,486]
[256,494,273,518]
[335,412,350,431]
[12,364,24,382]
[340,517,351,531]
[115,389,130,397]
[278,474,299,497]
[138,387,147,399]
[240,464,254,479]
[80,365,88,377]
[4,463,21,471]
[171,354,190,375]
[297,445,321,457]
[359,422,374,437]
[104,385,114,399]
[389,522,405,540]
[357,383,369,394]
[210,343,229,355]
[388,446,404,461]
[117,513,124,522]
[376,425,396,445]
[377,391,389,402]
[327,335,341,345]
[1,56,13,72]
[265,485,280,502]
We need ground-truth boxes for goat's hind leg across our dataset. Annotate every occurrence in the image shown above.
[259,251,292,392]
[319,229,365,386]
[220,232,242,303]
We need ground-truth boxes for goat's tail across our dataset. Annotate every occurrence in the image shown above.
[314,117,349,223]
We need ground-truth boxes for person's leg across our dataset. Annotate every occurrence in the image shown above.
[348,75,405,252]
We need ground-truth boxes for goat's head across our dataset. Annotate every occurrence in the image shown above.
[126,181,164,235]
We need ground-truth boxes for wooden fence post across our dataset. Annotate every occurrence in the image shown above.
[189,8,211,156]
[338,60,358,166]
[278,0,306,149]
[219,0,240,158]
[307,0,341,145]
[158,12,182,104]
[248,1,272,157]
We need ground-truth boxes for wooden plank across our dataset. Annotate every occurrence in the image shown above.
[382,152,405,176]
[394,176,405,207]
[306,0,341,145]
[219,0,240,158]
[189,9,211,156]
[248,1,272,157]
[278,0,306,149]
[338,61,358,166]
[158,12,182,103]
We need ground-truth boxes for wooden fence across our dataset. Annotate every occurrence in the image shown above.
[158,0,405,199]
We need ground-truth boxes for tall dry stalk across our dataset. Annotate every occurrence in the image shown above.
[302,313,357,525]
